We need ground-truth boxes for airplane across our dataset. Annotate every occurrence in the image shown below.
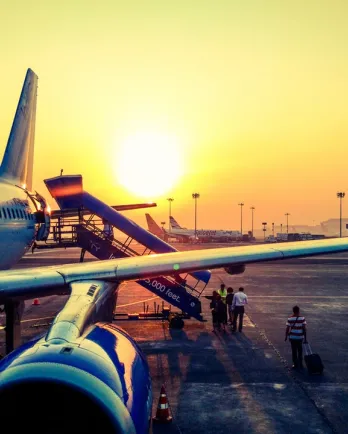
[146,213,242,243]
[2,69,348,433]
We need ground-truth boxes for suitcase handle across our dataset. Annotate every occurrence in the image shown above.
[303,342,312,356]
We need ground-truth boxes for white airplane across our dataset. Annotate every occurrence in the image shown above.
[1,69,348,433]
[146,213,242,243]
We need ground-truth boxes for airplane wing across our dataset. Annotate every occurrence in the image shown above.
[1,237,348,301]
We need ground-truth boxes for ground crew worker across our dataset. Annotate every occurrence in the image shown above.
[218,283,227,324]
[218,283,227,302]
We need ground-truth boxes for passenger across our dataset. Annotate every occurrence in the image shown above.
[285,305,307,369]
[102,219,114,241]
[31,241,37,254]
[218,283,228,325]
[216,294,226,333]
[232,287,248,332]
[226,287,234,325]
[210,291,219,332]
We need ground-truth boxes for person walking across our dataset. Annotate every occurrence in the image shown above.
[218,283,228,325]
[226,287,234,325]
[216,294,227,333]
[210,291,219,332]
[285,305,307,369]
[232,287,248,332]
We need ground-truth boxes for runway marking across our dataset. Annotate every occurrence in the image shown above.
[21,316,55,323]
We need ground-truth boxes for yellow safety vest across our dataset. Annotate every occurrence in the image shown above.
[218,288,227,303]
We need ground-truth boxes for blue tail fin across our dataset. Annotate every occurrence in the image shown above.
[0,68,38,190]
[170,216,184,230]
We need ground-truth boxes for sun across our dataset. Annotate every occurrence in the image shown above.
[116,131,182,198]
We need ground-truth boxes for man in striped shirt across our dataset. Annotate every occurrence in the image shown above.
[285,305,307,369]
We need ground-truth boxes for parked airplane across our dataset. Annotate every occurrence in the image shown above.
[146,213,242,243]
[2,69,348,433]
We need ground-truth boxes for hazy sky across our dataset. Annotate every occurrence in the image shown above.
[0,1,348,231]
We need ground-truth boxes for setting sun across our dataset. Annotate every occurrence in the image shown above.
[116,131,182,198]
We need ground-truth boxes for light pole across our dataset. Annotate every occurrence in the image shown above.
[272,222,275,236]
[192,193,200,239]
[280,223,283,233]
[262,222,267,241]
[167,198,174,232]
[161,221,166,230]
[250,207,255,238]
[285,213,290,234]
[337,192,345,238]
[238,203,244,235]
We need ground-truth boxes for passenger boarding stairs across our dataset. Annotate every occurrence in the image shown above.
[43,175,211,321]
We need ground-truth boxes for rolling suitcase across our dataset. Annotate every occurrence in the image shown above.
[303,343,324,375]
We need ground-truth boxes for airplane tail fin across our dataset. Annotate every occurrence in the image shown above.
[145,213,165,237]
[0,68,38,190]
[170,216,183,230]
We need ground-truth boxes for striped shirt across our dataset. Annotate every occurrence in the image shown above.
[286,316,306,340]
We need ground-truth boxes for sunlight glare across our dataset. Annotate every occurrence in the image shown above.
[116,132,182,198]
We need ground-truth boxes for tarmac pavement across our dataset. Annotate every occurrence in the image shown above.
[1,246,348,433]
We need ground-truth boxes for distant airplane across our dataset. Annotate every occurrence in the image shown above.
[2,69,348,434]
[146,213,242,243]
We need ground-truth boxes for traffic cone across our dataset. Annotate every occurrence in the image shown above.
[32,298,40,306]
[152,385,172,423]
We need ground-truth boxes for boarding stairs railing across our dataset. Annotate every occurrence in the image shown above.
[38,209,208,320]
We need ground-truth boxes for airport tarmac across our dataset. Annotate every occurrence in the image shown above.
[1,245,348,433]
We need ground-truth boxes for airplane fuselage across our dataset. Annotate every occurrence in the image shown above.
[0,180,36,269]
[167,228,241,242]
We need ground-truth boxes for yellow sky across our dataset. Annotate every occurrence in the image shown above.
[0,1,348,231]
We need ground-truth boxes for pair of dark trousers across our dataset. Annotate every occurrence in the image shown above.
[290,339,303,367]
[232,306,244,331]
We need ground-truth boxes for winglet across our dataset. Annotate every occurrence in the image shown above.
[0,68,38,190]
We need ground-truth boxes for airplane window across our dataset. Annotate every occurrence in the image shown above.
[20,210,24,218]
[7,208,11,219]
[0,210,2,218]
[11,209,15,219]
[3,209,7,218]
[16,209,20,218]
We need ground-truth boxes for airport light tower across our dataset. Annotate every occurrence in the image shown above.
[285,213,290,234]
[337,192,345,238]
[238,203,244,235]
[262,222,267,241]
[272,222,275,236]
[250,207,255,238]
[167,198,174,232]
[192,193,200,240]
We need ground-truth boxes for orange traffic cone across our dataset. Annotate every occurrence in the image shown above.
[32,298,40,306]
[152,385,172,423]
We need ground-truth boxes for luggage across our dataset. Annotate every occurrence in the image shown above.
[303,343,324,375]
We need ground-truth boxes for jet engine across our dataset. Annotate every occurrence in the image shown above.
[224,264,246,275]
[0,323,152,434]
